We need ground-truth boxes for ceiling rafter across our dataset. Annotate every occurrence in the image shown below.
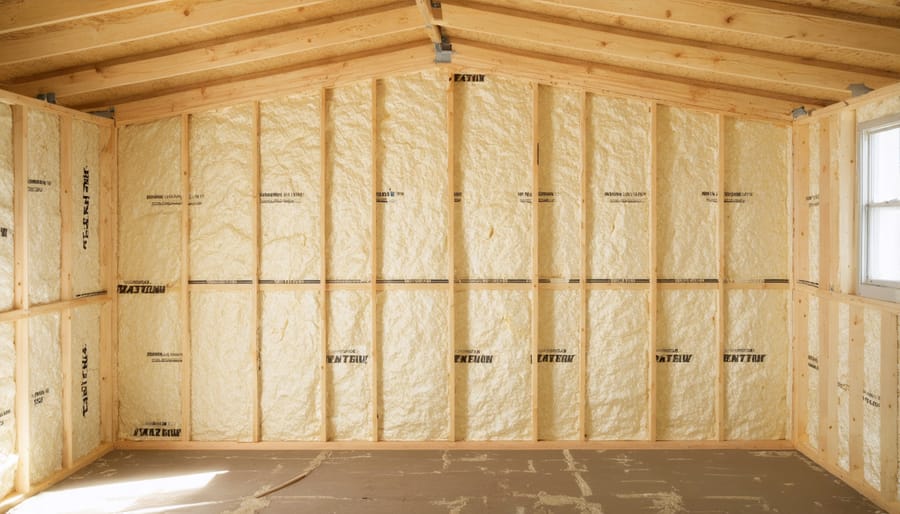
[0,0,173,35]
[9,3,423,100]
[414,0,443,44]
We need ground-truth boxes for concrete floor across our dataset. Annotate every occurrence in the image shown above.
[9,449,886,513]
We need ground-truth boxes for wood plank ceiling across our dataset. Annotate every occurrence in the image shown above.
[1,0,899,117]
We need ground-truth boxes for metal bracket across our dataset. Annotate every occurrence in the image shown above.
[848,83,874,97]
[88,108,116,119]
[791,106,808,119]
[36,92,56,104]
[434,34,452,63]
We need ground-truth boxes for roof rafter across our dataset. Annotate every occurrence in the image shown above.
[0,0,174,35]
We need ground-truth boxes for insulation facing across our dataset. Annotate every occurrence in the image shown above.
[656,290,716,440]
[191,292,254,441]
[190,104,254,282]
[0,323,15,498]
[71,120,102,296]
[260,291,322,441]
[863,308,882,489]
[71,305,101,461]
[326,82,372,282]
[725,290,788,440]
[0,105,12,311]
[27,110,61,305]
[807,295,820,448]
[327,290,372,440]
[378,290,449,441]
[537,289,579,440]
[29,313,61,485]
[117,117,182,284]
[454,75,531,280]
[377,71,448,281]
[455,290,531,440]
[587,95,651,281]
[260,93,321,283]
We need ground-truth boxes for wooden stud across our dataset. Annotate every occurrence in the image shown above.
[820,299,836,459]
[179,113,192,441]
[59,115,73,470]
[370,79,380,442]
[818,119,832,292]
[716,114,726,441]
[251,101,261,442]
[319,88,328,442]
[848,305,864,481]
[12,104,30,494]
[446,72,456,442]
[579,91,588,441]
[530,82,540,442]
[648,101,658,442]
[879,312,898,501]
[793,293,810,446]
[793,123,810,286]
[837,110,857,294]
[99,125,117,445]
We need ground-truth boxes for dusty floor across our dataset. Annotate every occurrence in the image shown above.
[9,449,886,513]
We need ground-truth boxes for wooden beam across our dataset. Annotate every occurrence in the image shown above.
[12,104,30,494]
[578,91,587,441]
[837,110,857,294]
[0,90,115,127]
[716,114,726,441]
[793,123,810,284]
[880,312,899,501]
[319,88,328,442]
[793,293,810,446]
[530,83,539,441]
[251,102,261,442]
[370,79,379,443]
[12,4,424,100]
[414,0,443,44]
[114,43,435,125]
[648,102,658,442]
[99,125,116,445]
[59,115,73,470]
[437,2,899,100]
[449,40,809,122]
[179,113,191,441]
[0,0,171,35]
[0,0,332,65]
[446,72,456,442]
[848,305,864,481]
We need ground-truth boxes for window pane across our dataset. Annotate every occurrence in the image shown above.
[868,206,900,283]
[870,126,900,203]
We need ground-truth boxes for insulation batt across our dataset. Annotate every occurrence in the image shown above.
[656,106,717,280]
[71,305,101,461]
[190,104,254,282]
[71,120,102,296]
[587,290,648,440]
[724,119,789,281]
[378,290,449,440]
[863,308,881,489]
[537,289,579,440]
[27,110,61,305]
[537,86,580,281]
[191,292,254,441]
[260,291,321,441]
[327,83,372,281]
[0,323,15,498]
[807,121,820,285]
[377,71,449,281]
[454,75,531,280]
[0,105,13,310]
[30,313,61,485]
[837,304,850,470]
[327,290,372,440]
[117,117,182,284]
[725,290,788,440]
[455,290,531,440]
[587,95,651,281]
[260,93,321,282]
[807,295,820,448]
[656,290,716,440]
[117,293,182,440]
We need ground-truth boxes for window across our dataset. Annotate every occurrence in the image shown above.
[859,114,900,303]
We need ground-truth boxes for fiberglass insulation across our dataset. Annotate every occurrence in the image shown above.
[0,105,13,311]
[71,305,101,461]
[190,104,254,282]
[71,120,102,297]
[723,119,789,281]
[260,93,321,283]
[377,71,448,281]
[454,76,531,280]
[656,289,716,440]
[28,110,61,305]
[537,85,580,281]
[29,313,61,485]
[725,289,787,439]
[587,290,648,440]
[191,291,254,441]
[537,289,579,440]
[864,308,882,489]
[327,83,372,282]
[327,290,372,440]
[0,323,15,498]
[587,95,651,281]
[455,289,531,440]
[260,291,322,440]
[378,289,449,440]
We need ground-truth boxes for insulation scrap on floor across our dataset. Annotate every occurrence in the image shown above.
[656,289,716,440]
[117,117,182,284]
[455,290,531,440]
[327,290,372,440]
[587,290,648,440]
[537,289,579,440]
[723,119,789,281]
[656,106,717,281]
[27,110,61,305]
[587,95,651,281]
[190,104,254,282]
[807,295,820,448]
[454,75,531,280]
[0,105,12,311]
[117,293,182,440]
[863,308,882,489]
[377,71,448,282]
[724,289,788,440]
[71,120,102,297]
[71,305,101,461]
[259,92,321,283]
[191,291,254,441]
[326,83,372,282]
[537,85,580,281]
[807,121,820,285]
[837,303,850,471]
[29,313,61,485]
[378,289,449,440]
[260,291,321,441]
[0,323,15,498]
